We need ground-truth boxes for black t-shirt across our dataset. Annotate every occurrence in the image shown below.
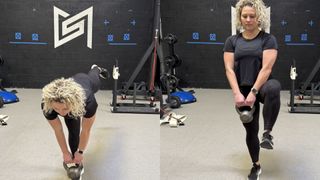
[223,31,278,86]
[42,73,98,120]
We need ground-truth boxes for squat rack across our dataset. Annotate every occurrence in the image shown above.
[111,0,162,114]
[288,58,320,113]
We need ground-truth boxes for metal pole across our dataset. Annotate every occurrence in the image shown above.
[290,59,296,112]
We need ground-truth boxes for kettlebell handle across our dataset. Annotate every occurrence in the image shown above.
[235,105,255,114]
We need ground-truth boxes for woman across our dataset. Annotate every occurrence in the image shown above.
[41,64,108,178]
[223,0,281,179]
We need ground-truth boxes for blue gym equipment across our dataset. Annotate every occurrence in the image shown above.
[171,91,196,104]
[0,55,19,108]
[0,90,19,104]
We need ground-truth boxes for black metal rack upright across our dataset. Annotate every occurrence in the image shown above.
[288,58,320,113]
[111,0,162,114]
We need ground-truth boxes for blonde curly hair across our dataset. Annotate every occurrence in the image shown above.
[235,0,270,31]
[42,77,86,118]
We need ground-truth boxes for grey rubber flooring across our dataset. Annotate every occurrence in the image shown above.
[0,89,159,180]
[161,89,320,180]
[1,88,319,180]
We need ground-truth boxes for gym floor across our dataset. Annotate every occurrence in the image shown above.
[0,89,159,180]
[1,88,319,180]
[161,89,320,180]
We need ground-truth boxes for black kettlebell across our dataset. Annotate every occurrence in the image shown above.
[235,106,255,123]
[67,166,81,179]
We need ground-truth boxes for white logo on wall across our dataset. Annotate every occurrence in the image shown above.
[53,6,93,49]
[231,6,270,35]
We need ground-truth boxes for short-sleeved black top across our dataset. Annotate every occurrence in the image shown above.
[42,73,98,120]
[223,31,278,86]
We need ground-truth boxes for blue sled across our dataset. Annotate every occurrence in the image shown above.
[171,91,196,104]
[0,91,19,104]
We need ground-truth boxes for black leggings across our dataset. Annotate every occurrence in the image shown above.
[65,67,101,155]
[73,67,101,94]
[64,116,81,155]
[241,79,281,163]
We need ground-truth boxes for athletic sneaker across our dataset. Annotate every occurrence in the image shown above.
[91,64,109,79]
[260,132,274,149]
[248,163,262,180]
